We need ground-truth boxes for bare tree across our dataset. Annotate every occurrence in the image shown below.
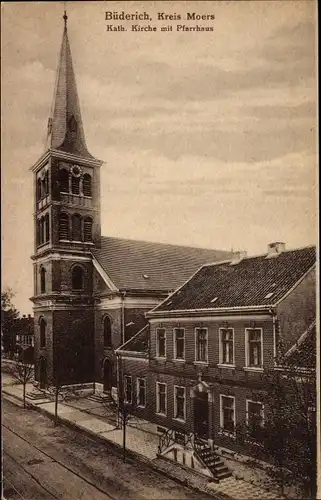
[235,342,316,498]
[10,359,34,409]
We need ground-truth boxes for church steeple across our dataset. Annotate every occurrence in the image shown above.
[46,11,93,159]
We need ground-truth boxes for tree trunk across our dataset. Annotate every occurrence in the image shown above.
[54,387,59,426]
[123,418,126,462]
[23,382,26,409]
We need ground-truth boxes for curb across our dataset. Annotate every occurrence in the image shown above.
[2,390,231,500]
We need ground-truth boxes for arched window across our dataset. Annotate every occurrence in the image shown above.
[103,316,112,348]
[71,176,80,195]
[59,213,69,240]
[39,318,46,347]
[72,266,83,290]
[72,214,82,241]
[58,169,69,193]
[45,213,50,242]
[83,174,92,197]
[37,179,42,201]
[84,217,93,242]
[40,267,46,293]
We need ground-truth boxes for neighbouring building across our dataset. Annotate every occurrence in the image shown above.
[15,315,35,364]
[116,243,316,479]
[30,13,231,390]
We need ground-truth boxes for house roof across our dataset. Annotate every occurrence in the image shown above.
[284,321,316,369]
[150,245,316,313]
[92,236,231,292]
[117,324,149,355]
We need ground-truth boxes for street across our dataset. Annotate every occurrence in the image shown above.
[2,397,214,500]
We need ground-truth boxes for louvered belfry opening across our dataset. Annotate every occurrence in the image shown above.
[59,212,69,240]
[83,173,92,197]
[84,217,93,242]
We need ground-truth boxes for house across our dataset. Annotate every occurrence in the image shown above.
[14,315,35,364]
[30,13,231,390]
[116,243,316,479]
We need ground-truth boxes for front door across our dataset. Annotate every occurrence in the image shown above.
[194,391,209,440]
[39,357,47,389]
[103,359,113,392]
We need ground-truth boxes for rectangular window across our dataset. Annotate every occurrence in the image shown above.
[195,328,208,362]
[174,386,186,421]
[156,328,166,358]
[174,328,185,360]
[156,382,167,415]
[247,400,264,440]
[137,378,146,407]
[124,375,132,404]
[220,395,235,435]
[220,328,234,365]
[246,329,263,368]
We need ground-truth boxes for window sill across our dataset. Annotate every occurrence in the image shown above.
[155,356,166,361]
[173,417,186,424]
[217,364,236,369]
[193,361,208,365]
[137,405,146,409]
[156,412,167,418]
[173,359,185,363]
[243,367,264,372]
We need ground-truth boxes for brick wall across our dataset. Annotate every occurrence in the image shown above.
[53,308,94,385]
[94,307,122,382]
[150,318,274,371]
[124,308,149,341]
[276,267,316,351]
[34,310,54,383]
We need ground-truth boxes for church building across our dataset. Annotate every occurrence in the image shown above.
[30,14,231,391]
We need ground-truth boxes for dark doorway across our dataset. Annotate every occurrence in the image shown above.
[103,359,113,392]
[39,357,47,389]
[194,391,209,440]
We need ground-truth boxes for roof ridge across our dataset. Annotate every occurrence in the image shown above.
[99,234,231,253]
[200,244,316,269]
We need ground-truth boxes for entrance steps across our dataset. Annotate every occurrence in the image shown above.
[196,444,232,481]
[87,392,114,404]
[25,390,51,404]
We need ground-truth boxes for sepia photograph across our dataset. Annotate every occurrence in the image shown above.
[1,1,318,499]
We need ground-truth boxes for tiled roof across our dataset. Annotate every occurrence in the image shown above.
[92,236,231,292]
[285,321,316,369]
[117,325,149,354]
[152,246,316,313]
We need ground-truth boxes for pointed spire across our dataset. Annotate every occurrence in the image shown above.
[46,11,94,159]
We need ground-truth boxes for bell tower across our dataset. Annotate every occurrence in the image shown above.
[30,12,103,388]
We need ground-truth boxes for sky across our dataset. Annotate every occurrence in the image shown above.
[1,1,317,314]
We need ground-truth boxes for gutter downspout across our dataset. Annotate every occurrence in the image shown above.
[121,291,126,345]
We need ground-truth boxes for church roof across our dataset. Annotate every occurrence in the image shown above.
[149,245,316,314]
[92,236,231,293]
[46,14,94,159]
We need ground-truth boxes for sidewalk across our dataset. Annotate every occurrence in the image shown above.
[2,382,284,500]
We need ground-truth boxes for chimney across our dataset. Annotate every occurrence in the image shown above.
[266,242,286,258]
[230,250,247,265]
